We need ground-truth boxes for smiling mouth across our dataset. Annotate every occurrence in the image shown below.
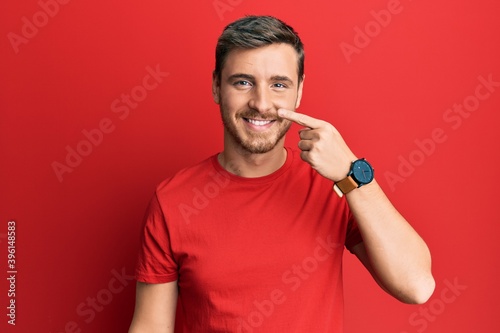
[243,118,276,126]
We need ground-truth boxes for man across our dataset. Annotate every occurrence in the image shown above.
[128,15,435,333]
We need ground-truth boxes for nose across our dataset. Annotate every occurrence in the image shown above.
[248,85,273,114]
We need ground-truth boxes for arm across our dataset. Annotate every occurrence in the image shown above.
[278,109,435,304]
[128,280,178,333]
[347,182,435,304]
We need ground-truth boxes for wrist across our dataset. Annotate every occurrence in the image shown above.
[333,158,374,197]
[332,154,358,182]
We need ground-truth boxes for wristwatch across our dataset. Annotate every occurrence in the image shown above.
[333,158,374,197]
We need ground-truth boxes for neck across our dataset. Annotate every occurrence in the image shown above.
[218,138,287,178]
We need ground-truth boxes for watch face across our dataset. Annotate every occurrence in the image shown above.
[351,159,374,185]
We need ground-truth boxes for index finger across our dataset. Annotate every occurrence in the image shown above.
[278,108,324,129]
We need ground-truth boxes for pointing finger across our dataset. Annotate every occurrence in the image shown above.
[278,109,324,129]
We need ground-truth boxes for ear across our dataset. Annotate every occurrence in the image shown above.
[295,74,305,109]
[212,73,220,104]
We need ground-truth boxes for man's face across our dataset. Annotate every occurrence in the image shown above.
[213,43,304,154]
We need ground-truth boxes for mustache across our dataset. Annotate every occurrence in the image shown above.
[238,110,282,120]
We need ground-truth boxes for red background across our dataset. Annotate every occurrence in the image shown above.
[1,0,500,332]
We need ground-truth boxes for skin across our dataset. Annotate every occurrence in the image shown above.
[129,43,435,333]
[214,44,304,177]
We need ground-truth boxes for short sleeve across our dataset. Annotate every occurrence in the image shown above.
[134,192,178,283]
[345,210,364,253]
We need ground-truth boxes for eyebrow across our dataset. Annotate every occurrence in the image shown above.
[270,75,294,86]
[227,73,295,86]
[227,73,255,82]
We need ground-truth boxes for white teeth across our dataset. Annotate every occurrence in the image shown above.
[247,119,272,126]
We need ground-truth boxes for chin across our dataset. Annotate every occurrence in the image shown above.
[224,118,291,154]
[242,145,276,154]
[239,135,285,154]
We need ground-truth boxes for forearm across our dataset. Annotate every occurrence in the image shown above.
[128,281,178,333]
[346,179,435,303]
[129,321,175,333]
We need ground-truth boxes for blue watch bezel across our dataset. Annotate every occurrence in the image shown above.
[349,158,374,187]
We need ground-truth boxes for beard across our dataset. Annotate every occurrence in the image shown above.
[220,106,292,154]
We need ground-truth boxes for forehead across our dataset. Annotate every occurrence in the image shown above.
[222,44,299,81]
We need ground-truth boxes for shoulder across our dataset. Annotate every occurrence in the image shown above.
[155,154,218,197]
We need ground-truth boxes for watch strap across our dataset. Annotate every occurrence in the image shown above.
[333,176,358,197]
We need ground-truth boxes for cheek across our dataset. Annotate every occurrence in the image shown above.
[280,119,293,130]
[221,91,248,110]
[275,92,299,110]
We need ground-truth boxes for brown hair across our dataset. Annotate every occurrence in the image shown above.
[214,15,304,83]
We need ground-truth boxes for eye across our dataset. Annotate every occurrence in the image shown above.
[234,80,252,86]
[273,83,287,89]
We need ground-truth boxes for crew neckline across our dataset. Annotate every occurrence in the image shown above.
[210,147,295,184]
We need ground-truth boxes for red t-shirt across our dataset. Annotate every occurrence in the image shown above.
[135,147,363,332]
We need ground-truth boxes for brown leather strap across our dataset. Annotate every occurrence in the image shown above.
[333,176,358,197]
